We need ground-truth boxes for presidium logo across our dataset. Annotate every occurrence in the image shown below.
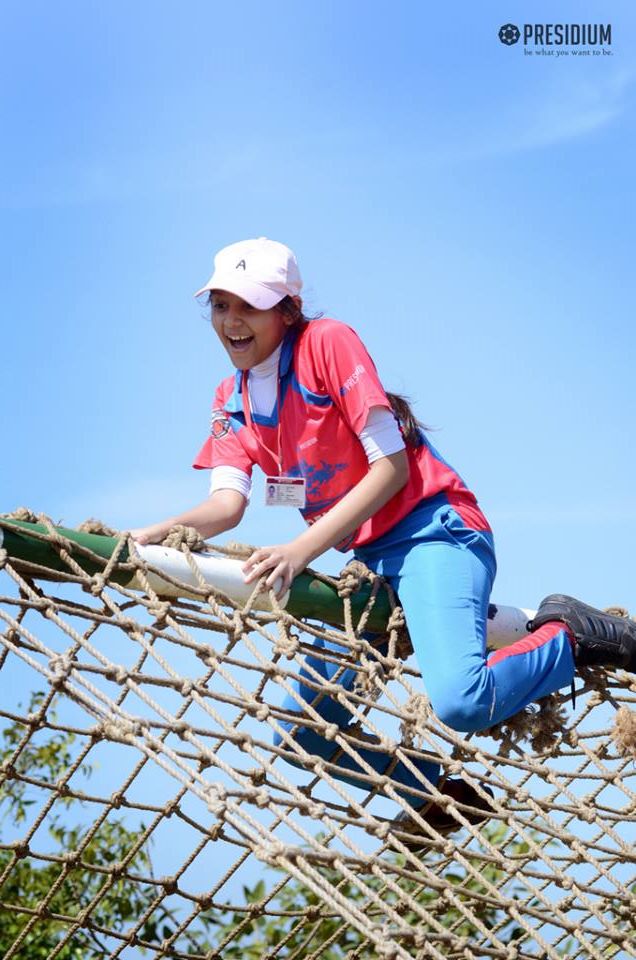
[499,24,520,45]
[498,22,612,54]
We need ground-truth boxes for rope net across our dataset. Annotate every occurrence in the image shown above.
[0,514,635,959]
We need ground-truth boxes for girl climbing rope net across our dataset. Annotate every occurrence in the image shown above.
[131,236,636,848]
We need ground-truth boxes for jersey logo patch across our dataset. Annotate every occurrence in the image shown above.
[210,410,231,439]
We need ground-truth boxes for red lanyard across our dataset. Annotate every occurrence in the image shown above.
[241,371,284,476]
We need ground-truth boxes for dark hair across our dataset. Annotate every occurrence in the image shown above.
[275,295,318,328]
[206,292,424,445]
[385,392,425,446]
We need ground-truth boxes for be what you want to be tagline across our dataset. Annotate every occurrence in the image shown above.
[498,22,614,57]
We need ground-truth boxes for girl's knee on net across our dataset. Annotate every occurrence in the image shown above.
[428,681,495,734]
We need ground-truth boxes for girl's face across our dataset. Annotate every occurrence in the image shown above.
[211,290,294,370]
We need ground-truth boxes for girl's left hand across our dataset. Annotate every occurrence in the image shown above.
[242,543,310,599]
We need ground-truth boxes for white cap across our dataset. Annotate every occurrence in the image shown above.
[194,237,303,309]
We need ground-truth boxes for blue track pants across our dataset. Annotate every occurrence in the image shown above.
[274,496,575,806]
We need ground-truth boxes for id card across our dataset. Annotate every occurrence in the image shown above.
[265,476,306,508]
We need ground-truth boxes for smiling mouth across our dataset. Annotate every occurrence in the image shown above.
[227,335,255,351]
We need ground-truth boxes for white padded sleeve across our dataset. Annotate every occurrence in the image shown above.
[209,465,252,500]
[358,406,405,463]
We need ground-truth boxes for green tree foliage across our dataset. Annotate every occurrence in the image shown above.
[191,823,530,959]
[0,694,175,958]
[0,695,530,958]
[6,696,628,958]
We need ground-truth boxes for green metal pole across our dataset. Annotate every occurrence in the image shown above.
[0,518,391,633]
[0,520,130,579]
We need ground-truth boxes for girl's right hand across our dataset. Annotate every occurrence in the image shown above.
[128,524,170,545]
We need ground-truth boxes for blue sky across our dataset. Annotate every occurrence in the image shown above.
[2,0,635,615]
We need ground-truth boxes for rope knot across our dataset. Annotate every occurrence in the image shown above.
[374,821,390,839]
[106,666,128,685]
[604,605,632,620]
[223,540,256,559]
[247,767,267,785]
[485,693,566,757]
[612,706,636,758]
[205,785,227,816]
[353,660,385,700]
[273,628,299,658]
[400,694,431,746]
[5,506,39,523]
[148,600,171,623]
[99,718,144,745]
[161,876,179,895]
[386,607,406,632]
[26,712,45,730]
[254,840,286,864]
[49,654,73,688]
[162,525,207,552]
[12,841,30,860]
[336,559,374,598]
[78,518,119,537]
[90,574,106,596]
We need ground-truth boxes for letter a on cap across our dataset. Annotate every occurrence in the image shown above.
[236,259,246,270]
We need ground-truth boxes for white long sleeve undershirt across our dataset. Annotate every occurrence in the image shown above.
[208,347,405,499]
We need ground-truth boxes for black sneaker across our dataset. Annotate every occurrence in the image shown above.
[531,594,636,671]
[393,779,494,851]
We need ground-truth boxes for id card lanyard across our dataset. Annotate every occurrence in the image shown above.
[241,370,306,508]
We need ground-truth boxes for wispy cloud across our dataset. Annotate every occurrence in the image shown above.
[468,67,634,158]
[3,66,632,210]
[375,66,636,170]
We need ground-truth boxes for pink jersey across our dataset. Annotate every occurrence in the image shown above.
[193,318,490,550]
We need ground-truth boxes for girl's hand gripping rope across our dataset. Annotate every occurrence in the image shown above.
[243,542,311,600]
